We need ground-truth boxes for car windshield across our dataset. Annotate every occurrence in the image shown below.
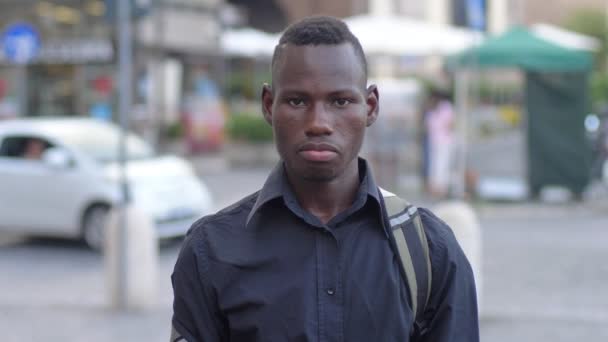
[49,122,154,164]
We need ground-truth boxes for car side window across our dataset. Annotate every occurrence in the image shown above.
[0,136,54,161]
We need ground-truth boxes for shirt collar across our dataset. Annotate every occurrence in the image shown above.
[246,158,382,225]
[246,162,286,225]
[358,158,381,205]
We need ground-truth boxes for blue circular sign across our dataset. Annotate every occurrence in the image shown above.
[2,22,41,64]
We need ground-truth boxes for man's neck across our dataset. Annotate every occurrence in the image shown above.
[286,161,361,224]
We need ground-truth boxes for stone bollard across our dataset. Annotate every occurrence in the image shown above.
[432,201,482,312]
[105,204,159,310]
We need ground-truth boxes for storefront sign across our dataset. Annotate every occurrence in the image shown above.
[36,39,114,63]
[138,9,219,53]
[0,38,113,64]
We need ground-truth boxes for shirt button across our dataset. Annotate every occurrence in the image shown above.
[326,288,335,296]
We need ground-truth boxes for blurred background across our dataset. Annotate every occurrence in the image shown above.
[0,0,607,341]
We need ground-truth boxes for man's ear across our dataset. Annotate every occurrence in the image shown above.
[261,83,274,125]
[365,84,379,127]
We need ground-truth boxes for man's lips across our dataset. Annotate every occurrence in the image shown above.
[298,143,339,162]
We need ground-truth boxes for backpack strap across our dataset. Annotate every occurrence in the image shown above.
[380,188,432,328]
[170,324,187,341]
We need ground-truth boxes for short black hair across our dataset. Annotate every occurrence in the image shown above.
[271,16,368,80]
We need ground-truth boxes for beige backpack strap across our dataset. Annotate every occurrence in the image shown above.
[380,187,432,328]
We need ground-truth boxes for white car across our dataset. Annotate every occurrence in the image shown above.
[0,117,213,249]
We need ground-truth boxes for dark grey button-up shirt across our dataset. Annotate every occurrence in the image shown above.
[171,159,479,341]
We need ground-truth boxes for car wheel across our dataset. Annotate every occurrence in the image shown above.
[82,205,110,250]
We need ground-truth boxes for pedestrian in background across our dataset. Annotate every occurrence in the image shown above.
[171,16,478,342]
[426,89,455,199]
[419,91,433,194]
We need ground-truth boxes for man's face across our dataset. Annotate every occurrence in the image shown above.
[25,139,45,159]
[262,43,379,182]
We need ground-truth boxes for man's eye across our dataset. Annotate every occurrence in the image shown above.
[288,99,305,107]
[334,98,351,107]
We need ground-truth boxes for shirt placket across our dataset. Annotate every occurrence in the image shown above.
[316,228,342,342]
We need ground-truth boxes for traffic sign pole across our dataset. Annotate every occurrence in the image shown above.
[116,0,133,310]
[1,22,40,117]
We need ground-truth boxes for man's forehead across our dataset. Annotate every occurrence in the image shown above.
[278,42,353,54]
[272,43,366,88]
[275,43,358,66]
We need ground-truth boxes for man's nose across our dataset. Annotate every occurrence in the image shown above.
[305,102,333,137]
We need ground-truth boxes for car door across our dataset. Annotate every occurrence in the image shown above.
[0,134,84,235]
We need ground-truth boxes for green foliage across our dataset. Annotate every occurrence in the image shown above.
[563,9,607,68]
[564,9,606,42]
[590,71,608,108]
[165,121,183,139]
[563,9,608,106]
[225,70,272,100]
[225,112,274,143]
[226,73,257,100]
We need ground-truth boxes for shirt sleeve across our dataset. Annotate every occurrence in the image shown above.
[416,209,480,342]
[171,227,226,342]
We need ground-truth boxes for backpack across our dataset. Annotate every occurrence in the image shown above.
[379,188,432,335]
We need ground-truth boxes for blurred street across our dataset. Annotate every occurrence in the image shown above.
[1,0,608,340]
[1,156,607,341]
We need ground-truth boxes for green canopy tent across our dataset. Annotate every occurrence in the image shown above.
[448,27,594,198]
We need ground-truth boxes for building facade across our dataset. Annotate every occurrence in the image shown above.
[0,0,115,118]
[0,0,223,125]
[229,0,514,34]
[520,0,605,26]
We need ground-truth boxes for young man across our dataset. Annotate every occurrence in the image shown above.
[171,16,479,341]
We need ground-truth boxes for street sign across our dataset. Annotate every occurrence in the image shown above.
[1,22,41,64]
[466,0,486,31]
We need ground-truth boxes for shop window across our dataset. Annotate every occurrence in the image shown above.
[29,65,77,116]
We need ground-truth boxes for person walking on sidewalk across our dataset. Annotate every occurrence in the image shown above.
[426,89,455,199]
[171,16,479,342]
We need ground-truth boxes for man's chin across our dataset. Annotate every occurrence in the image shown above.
[302,171,336,182]
[296,164,339,183]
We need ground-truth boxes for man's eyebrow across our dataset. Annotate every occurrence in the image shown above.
[277,87,362,97]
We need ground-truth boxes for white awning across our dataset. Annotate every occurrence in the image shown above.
[344,14,482,56]
[220,28,278,57]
